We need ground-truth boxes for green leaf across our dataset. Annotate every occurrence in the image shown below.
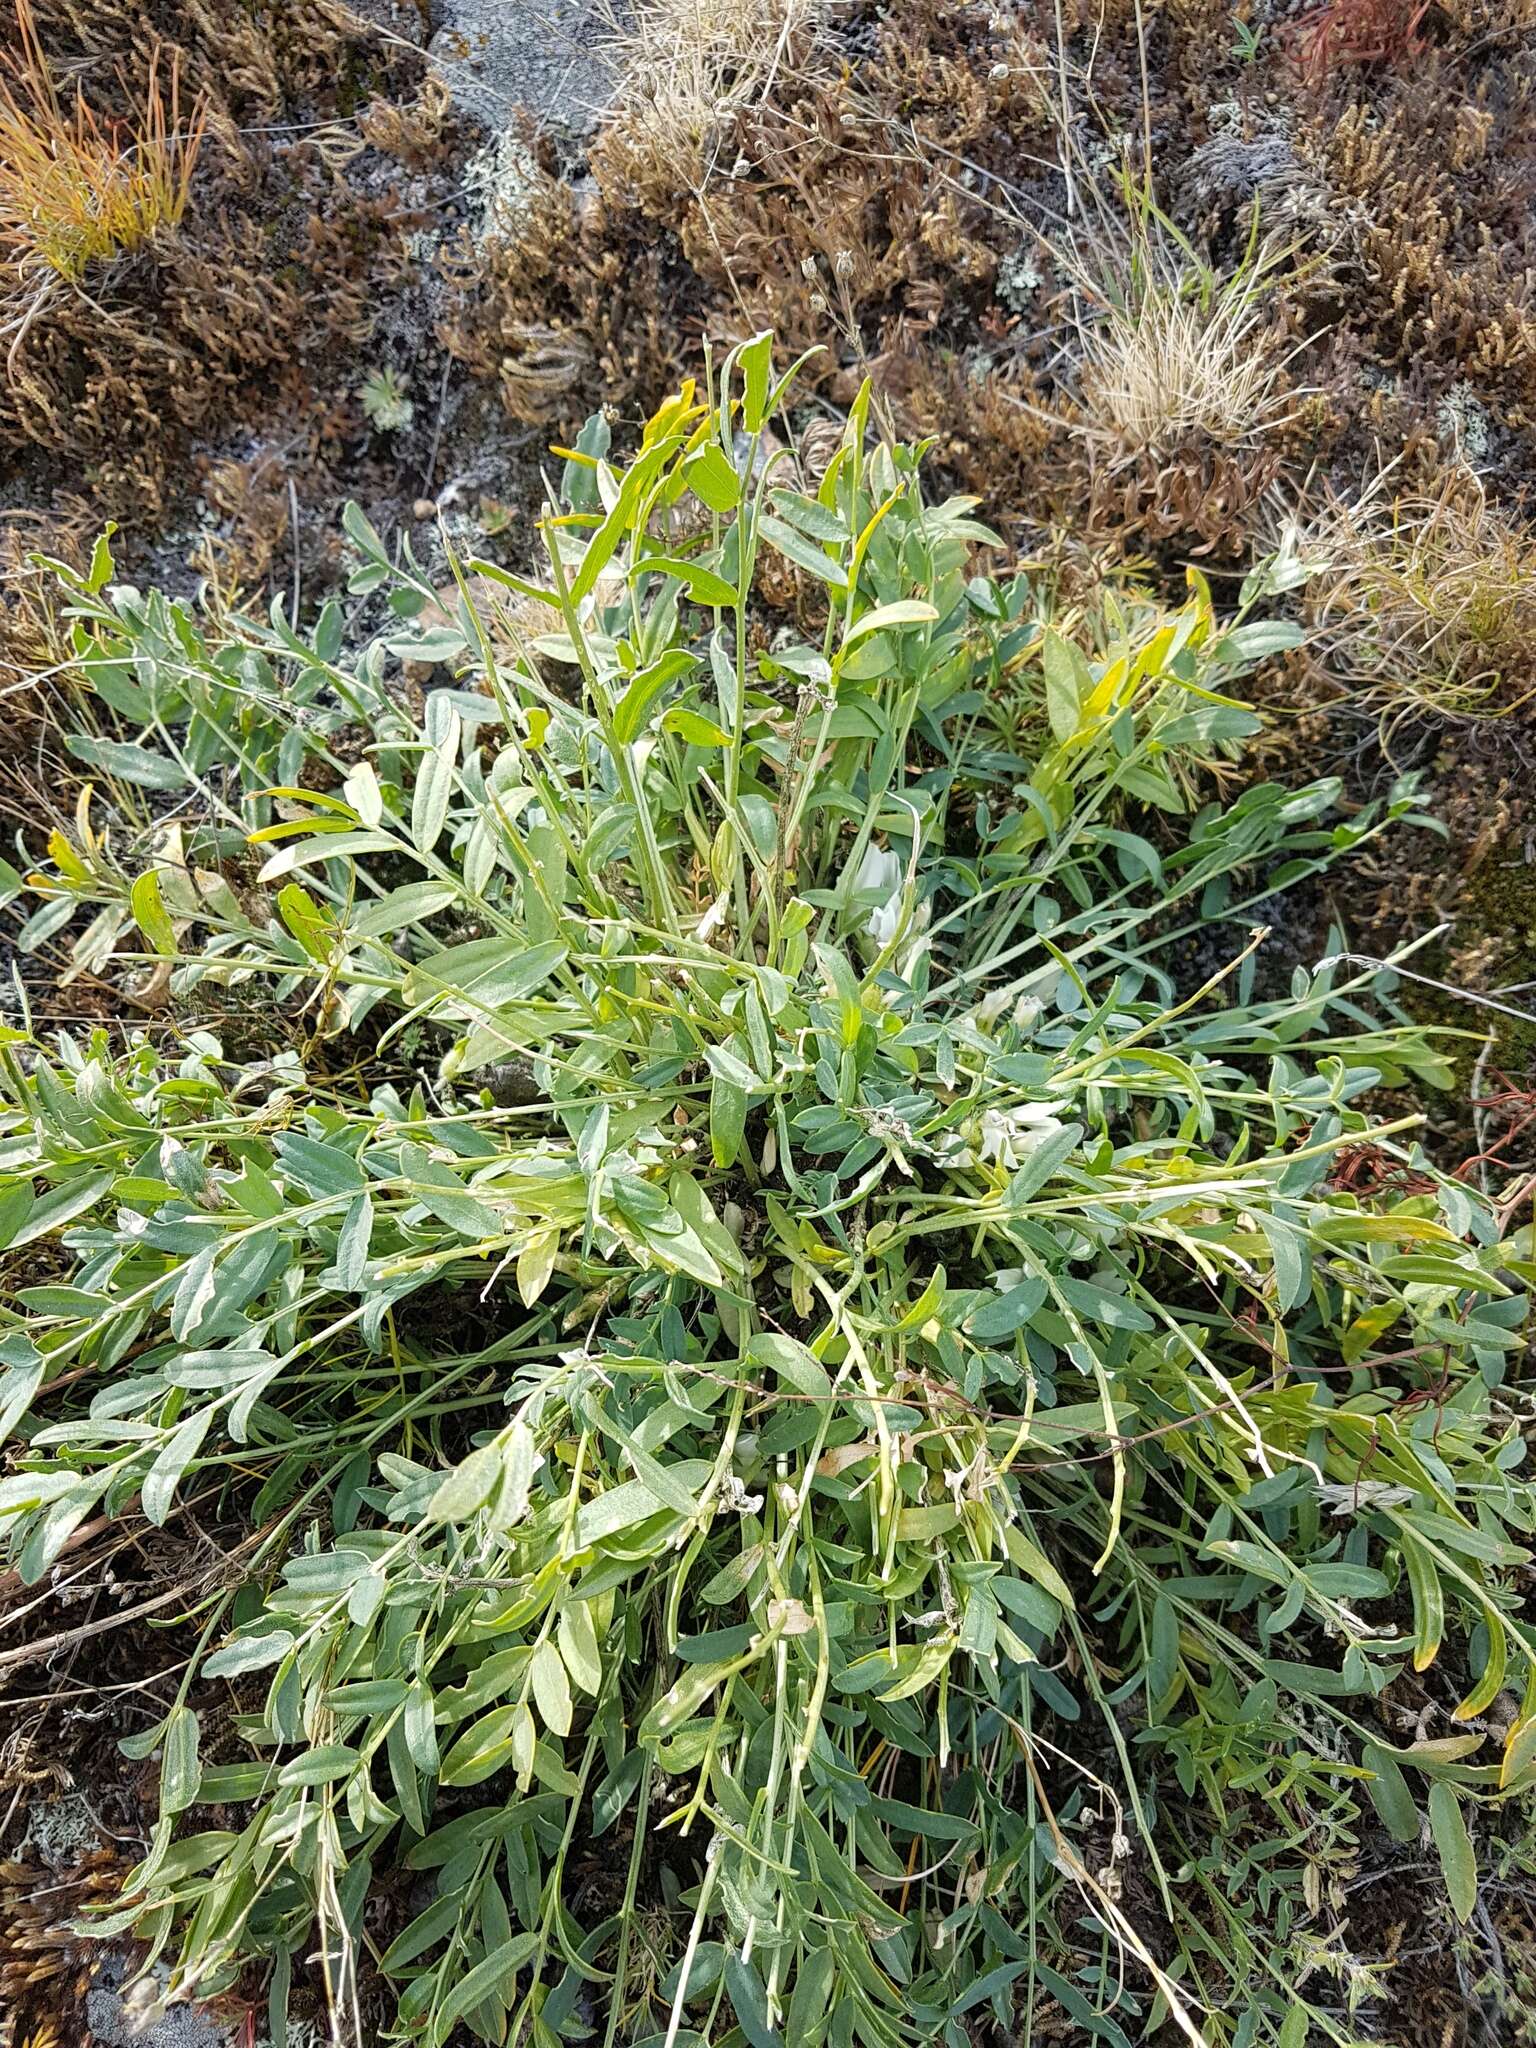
[7,1173,112,1250]
[142,1409,211,1526]
[1428,1780,1476,1922]
[530,1638,573,1737]
[0,1349,45,1440]
[277,1745,358,1788]
[1363,1743,1420,1844]
[738,331,773,434]
[1214,620,1306,664]
[431,1934,540,2038]
[843,600,938,648]
[410,695,460,854]
[277,882,332,962]
[661,706,733,747]
[397,1142,501,1239]
[351,882,459,939]
[640,556,739,608]
[379,1891,463,1974]
[161,1705,201,1815]
[1042,628,1092,744]
[1005,1122,1083,1206]
[684,443,740,512]
[404,937,566,1012]
[204,1630,296,1679]
[130,870,177,956]
[65,736,187,789]
[1277,2006,1309,2048]
[612,650,699,745]
[572,1469,707,1548]
[557,1599,603,1696]
[335,1192,373,1290]
[745,1331,831,1403]
[429,1441,503,1522]
[759,515,846,588]
[1054,1273,1154,1332]
[725,1952,781,2048]
[273,1131,365,1197]
[438,1703,524,1785]
[709,1073,747,1168]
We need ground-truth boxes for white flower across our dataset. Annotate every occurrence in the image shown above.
[720,1473,764,1516]
[977,1101,1069,1168]
[974,988,1011,1029]
[696,893,729,944]
[850,843,905,946]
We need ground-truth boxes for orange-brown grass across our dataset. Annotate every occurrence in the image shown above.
[1295,0,1431,85]
[0,0,206,295]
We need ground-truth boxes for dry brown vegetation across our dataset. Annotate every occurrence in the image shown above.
[1306,470,1536,728]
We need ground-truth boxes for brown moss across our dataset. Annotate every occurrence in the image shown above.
[438,138,701,427]
[1,1,440,535]
[1296,44,1536,419]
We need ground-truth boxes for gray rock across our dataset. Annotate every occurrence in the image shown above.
[430,0,618,137]
[83,1956,233,2048]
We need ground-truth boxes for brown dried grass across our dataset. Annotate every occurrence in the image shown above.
[1305,469,1536,722]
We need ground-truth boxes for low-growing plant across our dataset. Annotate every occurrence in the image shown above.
[597,0,826,188]
[4,344,1535,2048]
[360,367,415,434]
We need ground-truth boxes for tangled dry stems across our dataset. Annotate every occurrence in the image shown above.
[1050,192,1310,463]
[597,0,829,186]
[1305,470,1536,722]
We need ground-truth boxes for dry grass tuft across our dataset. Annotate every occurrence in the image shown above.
[1305,471,1536,724]
[1055,190,1307,465]
[0,0,206,298]
[597,0,828,187]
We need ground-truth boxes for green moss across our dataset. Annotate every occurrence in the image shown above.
[1400,855,1536,1104]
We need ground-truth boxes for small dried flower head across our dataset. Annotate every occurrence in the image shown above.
[833,249,854,280]
[801,254,820,282]
[719,1473,763,1516]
